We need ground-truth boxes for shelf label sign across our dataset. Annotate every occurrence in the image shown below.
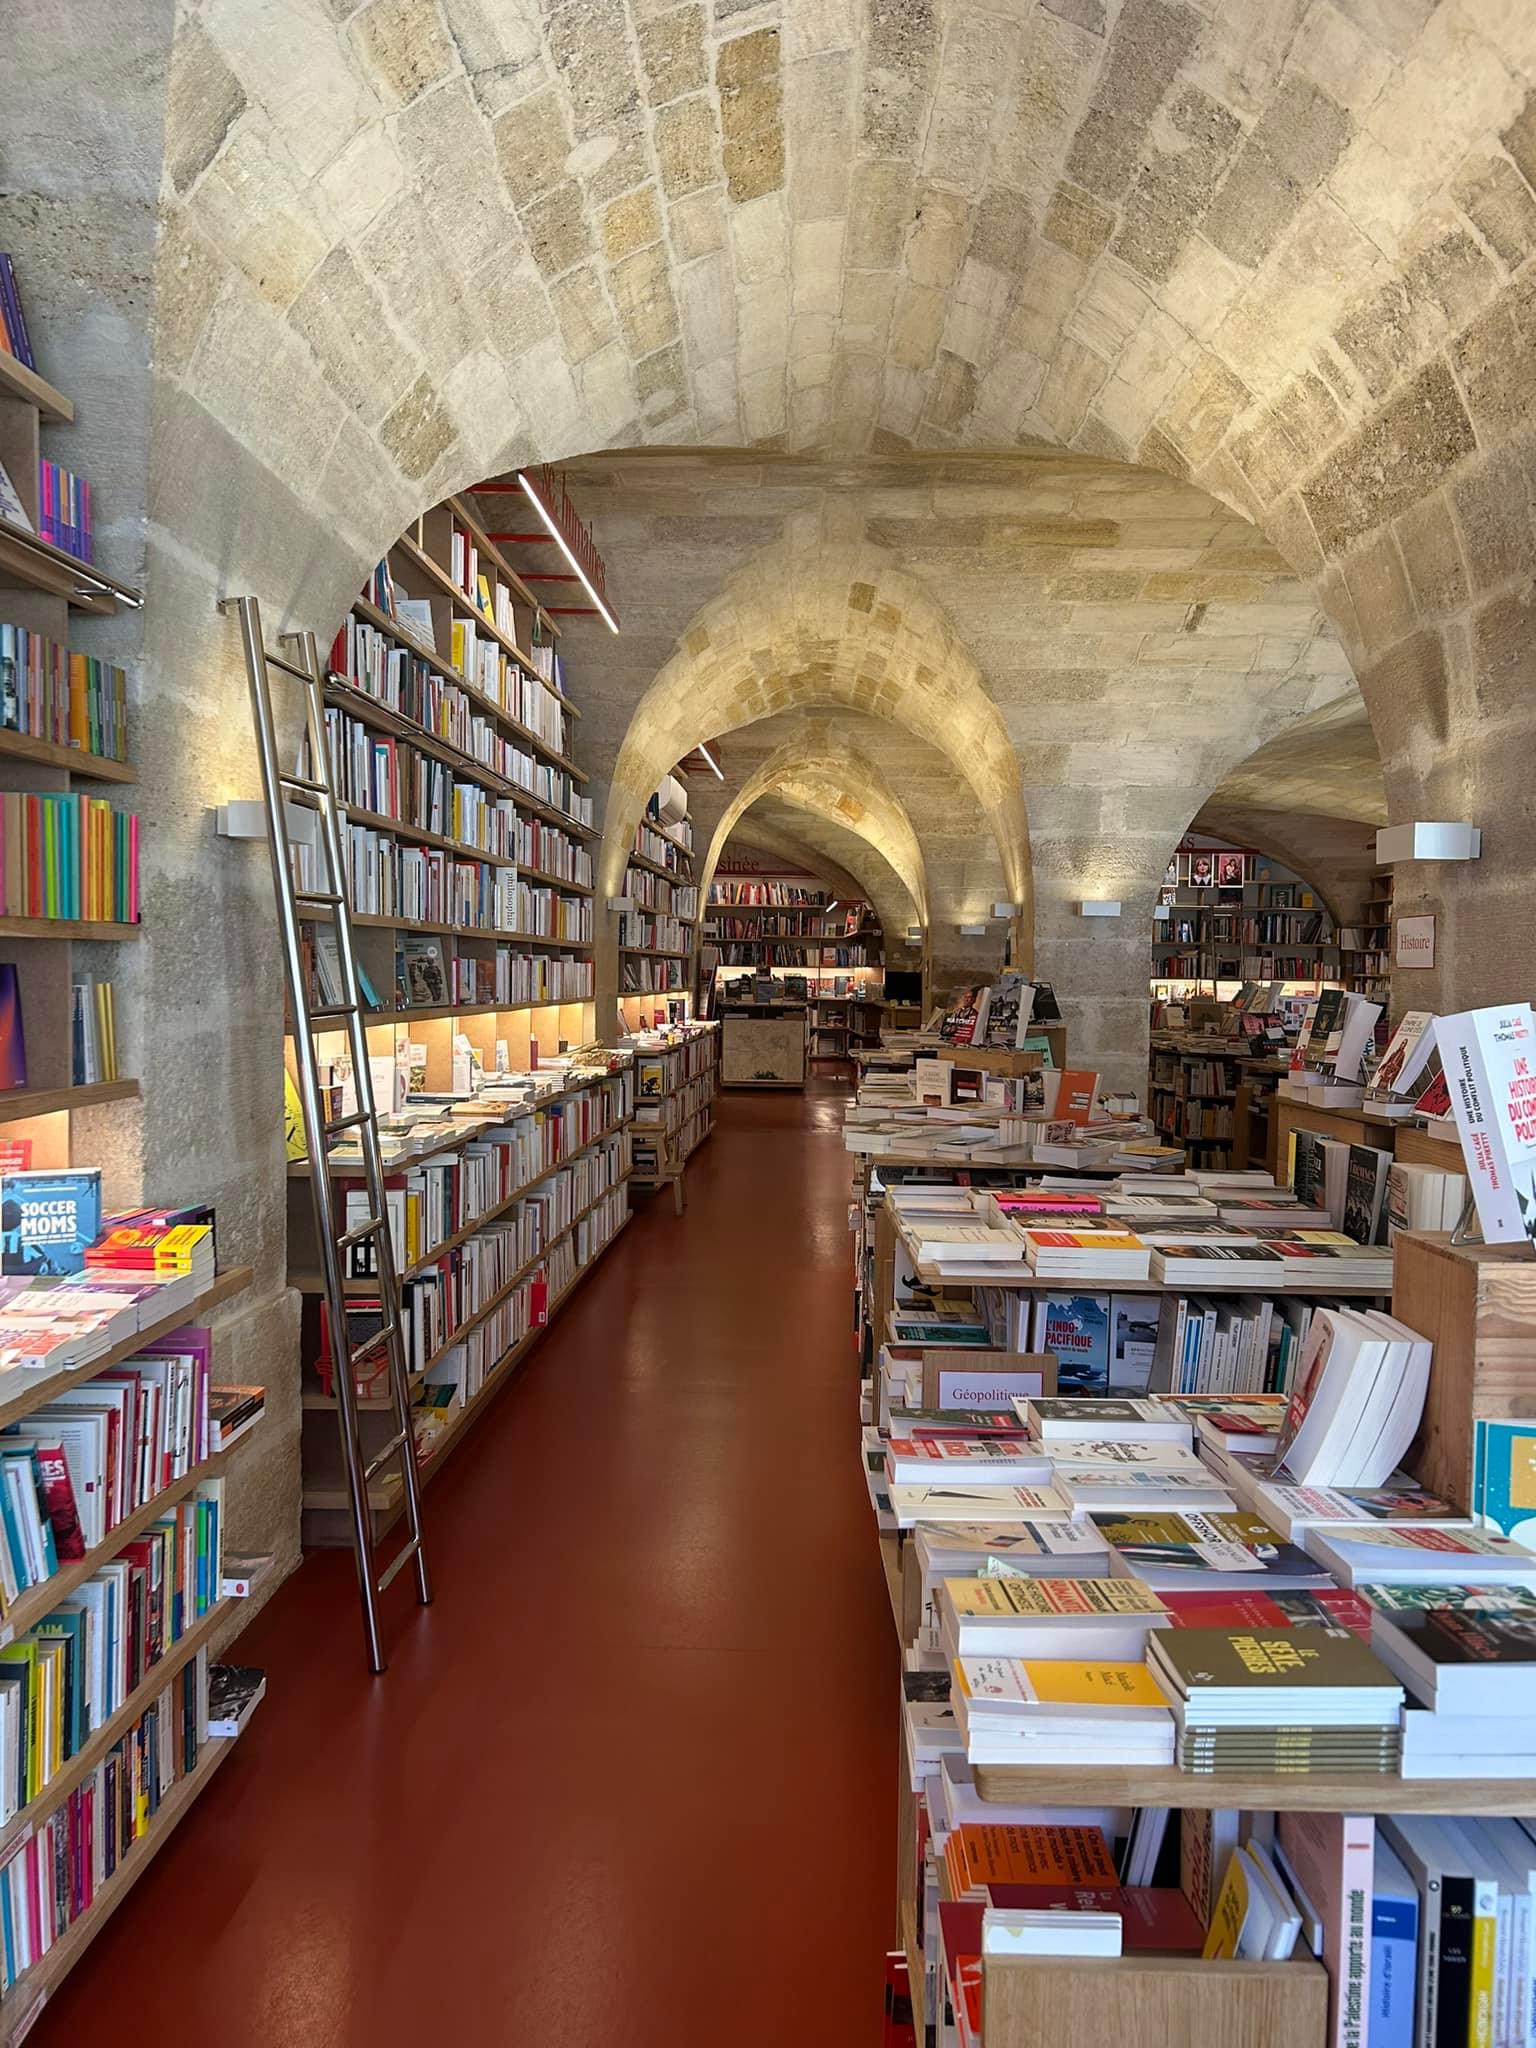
[1395,914,1436,969]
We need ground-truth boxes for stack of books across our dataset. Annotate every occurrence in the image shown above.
[1147,1624,1406,1774]
[85,1220,215,1316]
[952,1654,1176,1767]
[1365,1584,1536,1777]
[1023,1229,1151,1280]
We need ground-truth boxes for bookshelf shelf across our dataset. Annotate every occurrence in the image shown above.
[0,1592,232,1867]
[0,730,133,783]
[288,1074,625,1175]
[519,865,593,896]
[620,945,692,961]
[0,1077,138,1121]
[626,849,688,881]
[339,802,517,869]
[972,1759,1536,1816]
[0,520,142,616]
[0,916,139,941]
[345,910,593,947]
[302,1172,633,1407]
[290,1114,633,1286]
[293,995,590,1037]
[0,351,72,420]
[303,1205,633,1518]
[0,1266,252,1434]
[0,1730,239,2045]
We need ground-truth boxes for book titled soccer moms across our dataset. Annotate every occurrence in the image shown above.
[0,1168,101,1276]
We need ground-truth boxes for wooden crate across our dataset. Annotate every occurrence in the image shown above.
[983,1953,1327,2048]
[1395,1230,1536,1509]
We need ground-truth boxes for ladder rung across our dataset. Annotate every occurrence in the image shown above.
[375,1535,421,1594]
[264,650,313,684]
[363,1431,409,1482]
[280,771,328,796]
[337,1217,385,1251]
[348,1324,397,1366]
[305,1004,358,1023]
[296,890,344,907]
[325,1111,371,1137]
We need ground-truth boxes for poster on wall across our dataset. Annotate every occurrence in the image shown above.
[1395,914,1436,969]
[1215,851,1247,887]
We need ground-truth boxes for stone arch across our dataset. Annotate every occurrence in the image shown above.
[718,806,922,960]
[697,726,929,922]
[597,507,1031,923]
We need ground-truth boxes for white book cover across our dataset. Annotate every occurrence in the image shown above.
[1439,1004,1536,1246]
[1372,1011,1438,1098]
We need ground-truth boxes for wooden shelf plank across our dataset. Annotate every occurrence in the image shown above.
[0,1732,239,2044]
[0,1078,138,1122]
[0,520,142,614]
[342,910,593,949]
[628,850,694,881]
[974,1760,1536,1817]
[0,917,139,941]
[292,995,593,1034]
[0,353,73,420]
[0,1266,253,1435]
[0,731,133,784]
[287,1074,629,1177]
[0,1594,232,1865]
[620,946,693,960]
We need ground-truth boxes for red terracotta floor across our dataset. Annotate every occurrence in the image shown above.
[39,1078,896,2047]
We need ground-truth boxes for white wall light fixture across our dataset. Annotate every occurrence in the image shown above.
[215,800,317,846]
[906,924,923,942]
[991,902,1018,918]
[1076,899,1122,918]
[957,922,988,937]
[1375,822,1481,863]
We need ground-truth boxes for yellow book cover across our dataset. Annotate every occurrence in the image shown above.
[1470,1883,1497,2048]
[450,620,467,673]
[284,1068,308,1162]
[1026,1230,1147,1252]
[945,1577,1165,1620]
[475,571,493,619]
[1021,1659,1168,1707]
[1203,1847,1251,1960]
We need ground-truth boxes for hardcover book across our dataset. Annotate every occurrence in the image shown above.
[0,967,24,1092]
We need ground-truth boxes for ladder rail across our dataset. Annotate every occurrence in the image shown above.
[220,596,432,1674]
[288,627,433,1611]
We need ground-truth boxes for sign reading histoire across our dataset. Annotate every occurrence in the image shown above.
[1395,914,1436,968]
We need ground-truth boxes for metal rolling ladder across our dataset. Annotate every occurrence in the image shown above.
[221,595,432,1673]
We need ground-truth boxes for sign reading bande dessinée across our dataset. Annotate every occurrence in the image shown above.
[1394,914,1436,968]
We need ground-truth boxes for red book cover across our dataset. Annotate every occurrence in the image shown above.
[1055,1069,1100,1127]
[530,1275,548,1326]
[29,1440,85,1560]
[986,1884,1205,1952]
[882,1954,916,2048]
[1162,1589,1292,1629]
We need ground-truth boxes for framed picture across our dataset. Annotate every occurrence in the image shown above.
[1215,851,1246,888]
[1190,853,1215,888]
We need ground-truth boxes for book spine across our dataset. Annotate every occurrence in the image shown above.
[1437,1874,1475,2048]
[1468,1874,1497,2048]
[1372,1892,1418,2048]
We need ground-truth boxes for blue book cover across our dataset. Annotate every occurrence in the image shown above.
[1474,1418,1536,1546]
[1031,1292,1111,1392]
[0,1167,101,1276]
[1370,1839,1419,2048]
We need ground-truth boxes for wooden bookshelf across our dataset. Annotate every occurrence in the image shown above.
[0,518,141,617]
[0,1591,232,1864]
[620,945,692,961]
[0,351,72,421]
[972,1758,1536,1816]
[0,916,138,941]
[630,1023,719,1201]
[301,1200,633,1541]
[0,1731,239,2046]
[0,730,133,782]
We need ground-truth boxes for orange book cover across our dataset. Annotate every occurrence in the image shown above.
[947,1822,1117,1893]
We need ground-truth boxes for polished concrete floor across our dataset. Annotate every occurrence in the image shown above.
[43,1079,895,2045]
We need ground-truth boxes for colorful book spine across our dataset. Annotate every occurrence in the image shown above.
[0,792,139,922]
[0,258,34,371]
[35,459,92,564]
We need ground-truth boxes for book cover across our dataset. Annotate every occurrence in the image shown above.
[1150,1625,1401,1699]
[1473,1418,1536,1545]
[1,1168,101,1276]
[0,967,24,1092]
[1438,1004,1536,1246]
[1368,1839,1419,2048]
[1030,1293,1111,1393]
[1275,1810,1374,2048]
[946,1821,1117,1892]
[946,1577,1167,1621]
[984,1884,1205,1952]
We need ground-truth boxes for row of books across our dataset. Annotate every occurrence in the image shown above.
[515,814,592,887]
[632,820,691,873]
[705,882,827,906]
[625,865,697,918]
[0,792,139,924]
[329,622,592,832]
[618,911,690,954]
[0,623,128,762]
[36,458,91,564]
[446,945,594,1007]
[0,255,33,370]
[0,1478,223,1818]
[320,706,519,858]
[622,954,690,993]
